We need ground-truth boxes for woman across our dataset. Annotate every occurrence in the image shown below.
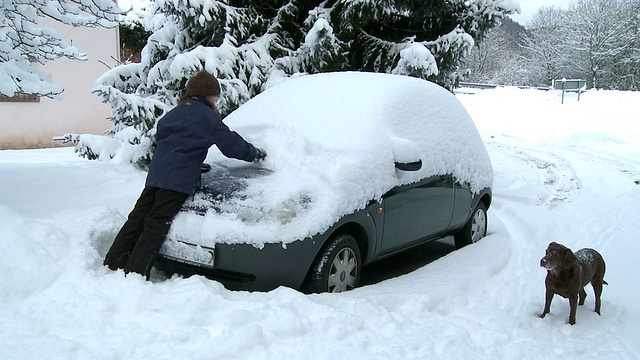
[103,70,266,279]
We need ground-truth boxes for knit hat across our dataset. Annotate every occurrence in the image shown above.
[184,71,221,98]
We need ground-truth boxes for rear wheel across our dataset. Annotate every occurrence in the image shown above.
[454,202,487,249]
[304,234,361,293]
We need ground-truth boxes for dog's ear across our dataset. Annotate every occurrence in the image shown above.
[562,249,578,268]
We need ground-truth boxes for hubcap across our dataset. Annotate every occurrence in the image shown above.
[328,248,357,293]
[470,208,487,243]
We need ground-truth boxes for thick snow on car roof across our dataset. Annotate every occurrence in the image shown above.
[168,72,492,247]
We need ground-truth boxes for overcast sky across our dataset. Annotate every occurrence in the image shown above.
[509,0,574,26]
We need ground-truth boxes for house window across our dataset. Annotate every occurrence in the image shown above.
[0,93,40,103]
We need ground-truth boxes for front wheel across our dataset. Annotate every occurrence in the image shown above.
[304,234,361,293]
[454,202,487,249]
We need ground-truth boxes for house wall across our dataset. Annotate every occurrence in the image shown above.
[0,18,119,149]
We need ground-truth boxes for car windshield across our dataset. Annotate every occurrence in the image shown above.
[181,165,273,215]
[200,165,273,197]
[168,72,493,248]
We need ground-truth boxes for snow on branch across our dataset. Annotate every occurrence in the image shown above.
[0,0,122,97]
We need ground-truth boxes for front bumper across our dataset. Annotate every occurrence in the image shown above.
[155,239,324,292]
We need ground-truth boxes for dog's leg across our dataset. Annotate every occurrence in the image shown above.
[568,295,578,325]
[592,281,603,315]
[578,288,587,305]
[540,290,554,318]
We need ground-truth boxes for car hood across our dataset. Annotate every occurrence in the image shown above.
[171,163,315,248]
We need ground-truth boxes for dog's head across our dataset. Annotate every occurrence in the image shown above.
[540,242,578,270]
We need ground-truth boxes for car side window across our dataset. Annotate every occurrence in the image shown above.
[384,174,453,198]
[456,181,471,191]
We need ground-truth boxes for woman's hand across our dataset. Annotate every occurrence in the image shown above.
[253,147,267,162]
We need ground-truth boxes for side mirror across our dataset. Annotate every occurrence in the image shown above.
[394,160,422,171]
[391,136,422,172]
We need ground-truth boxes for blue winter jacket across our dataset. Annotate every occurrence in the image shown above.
[145,97,256,195]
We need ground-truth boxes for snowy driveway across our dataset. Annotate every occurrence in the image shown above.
[1,87,639,359]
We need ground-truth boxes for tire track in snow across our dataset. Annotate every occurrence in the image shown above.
[568,144,640,188]
[487,140,581,206]
[556,143,639,253]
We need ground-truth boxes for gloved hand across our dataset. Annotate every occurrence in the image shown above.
[253,147,267,162]
[201,163,212,173]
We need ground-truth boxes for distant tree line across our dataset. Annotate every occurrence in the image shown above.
[463,0,640,90]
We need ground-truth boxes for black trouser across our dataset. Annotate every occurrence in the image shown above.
[104,187,188,279]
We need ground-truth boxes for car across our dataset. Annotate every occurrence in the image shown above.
[155,71,493,293]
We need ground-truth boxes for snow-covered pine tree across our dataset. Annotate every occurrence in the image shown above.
[67,0,517,166]
[0,0,121,98]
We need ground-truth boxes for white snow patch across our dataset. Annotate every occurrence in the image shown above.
[1,86,639,359]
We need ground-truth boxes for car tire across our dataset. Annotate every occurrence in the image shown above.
[304,234,361,293]
[454,202,487,249]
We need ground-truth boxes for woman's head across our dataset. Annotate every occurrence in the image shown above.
[180,71,220,106]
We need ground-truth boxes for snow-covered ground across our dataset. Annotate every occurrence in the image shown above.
[1,86,639,359]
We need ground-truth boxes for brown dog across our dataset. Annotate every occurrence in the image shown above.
[539,242,607,325]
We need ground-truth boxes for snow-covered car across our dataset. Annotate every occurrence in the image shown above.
[155,72,493,293]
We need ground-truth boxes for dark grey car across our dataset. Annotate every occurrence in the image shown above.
[155,72,493,293]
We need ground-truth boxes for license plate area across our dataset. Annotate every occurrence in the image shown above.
[159,239,215,268]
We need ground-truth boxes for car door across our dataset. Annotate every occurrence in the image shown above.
[379,174,455,255]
